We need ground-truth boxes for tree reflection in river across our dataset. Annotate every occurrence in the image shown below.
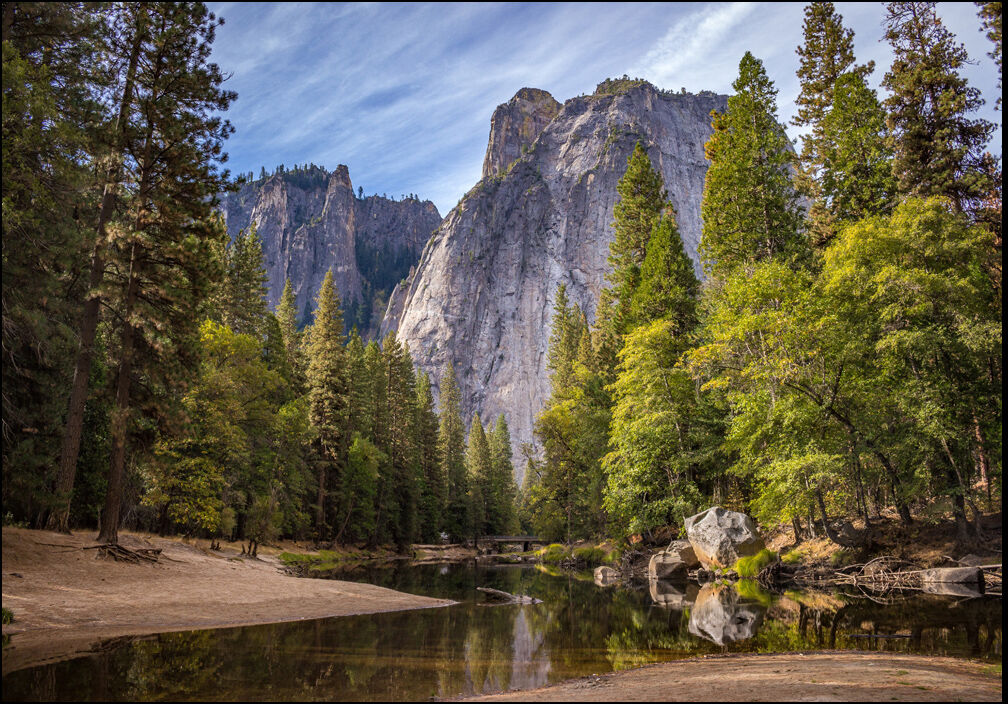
[1,563,1001,701]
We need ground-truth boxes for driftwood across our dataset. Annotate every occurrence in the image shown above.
[476,587,541,605]
[84,543,161,564]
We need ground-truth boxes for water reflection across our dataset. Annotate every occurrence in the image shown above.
[2,564,1001,702]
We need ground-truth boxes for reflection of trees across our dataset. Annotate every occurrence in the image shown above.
[3,569,1001,701]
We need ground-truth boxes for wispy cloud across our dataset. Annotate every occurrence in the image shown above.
[207,2,1001,214]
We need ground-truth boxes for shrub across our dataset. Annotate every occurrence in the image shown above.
[734,549,778,578]
[540,543,570,565]
[2,607,13,625]
[572,546,607,566]
[781,549,804,565]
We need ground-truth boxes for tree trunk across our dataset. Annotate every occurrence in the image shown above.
[972,413,991,507]
[49,22,145,533]
[96,242,140,545]
[815,490,845,545]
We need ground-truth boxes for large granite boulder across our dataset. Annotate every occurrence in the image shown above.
[688,584,765,645]
[684,507,765,569]
[648,552,689,581]
[649,581,699,610]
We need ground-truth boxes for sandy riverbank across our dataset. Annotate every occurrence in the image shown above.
[466,651,1002,701]
[1,527,453,675]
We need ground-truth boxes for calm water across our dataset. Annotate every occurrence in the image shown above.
[2,562,1001,701]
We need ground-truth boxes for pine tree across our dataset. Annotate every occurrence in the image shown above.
[438,364,469,541]
[976,2,1002,108]
[415,372,444,542]
[819,73,897,223]
[97,3,235,544]
[487,415,518,534]
[275,278,306,393]
[607,143,668,332]
[304,270,347,540]
[466,415,492,539]
[381,334,419,550]
[882,2,996,215]
[222,224,269,338]
[630,212,699,333]
[3,2,106,526]
[792,2,873,245]
[700,51,805,280]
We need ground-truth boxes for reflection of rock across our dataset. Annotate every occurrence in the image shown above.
[919,567,984,598]
[688,584,765,645]
[920,581,984,598]
[594,566,620,587]
[649,580,699,609]
[648,552,689,581]
[684,507,765,569]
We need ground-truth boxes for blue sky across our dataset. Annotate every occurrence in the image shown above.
[207,2,1002,215]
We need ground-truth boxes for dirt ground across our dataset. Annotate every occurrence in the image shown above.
[1,527,453,675]
[467,652,1002,702]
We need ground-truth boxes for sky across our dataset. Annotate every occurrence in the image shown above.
[206,2,1002,216]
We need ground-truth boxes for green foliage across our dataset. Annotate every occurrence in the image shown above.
[571,545,607,566]
[607,143,668,332]
[1,607,13,625]
[734,549,778,578]
[700,52,806,280]
[539,543,571,565]
[594,75,652,96]
[830,548,854,567]
[439,364,470,542]
[882,2,996,215]
[781,549,804,565]
[734,579,774,607]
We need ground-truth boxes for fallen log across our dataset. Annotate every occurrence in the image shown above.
[476,587,541,605]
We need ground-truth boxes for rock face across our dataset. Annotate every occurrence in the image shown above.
[688,584,765,645]
[382,82,727,478]
[684,507,765,569]
[220,165,441,337]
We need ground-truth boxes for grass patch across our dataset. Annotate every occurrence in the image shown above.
[539,543,571,565]
[604,548,622,565]
[572,546,607,566]
[734,549,778,578]
[981,664,1001,677]
[2,607,13,625]
[781,549,804,565]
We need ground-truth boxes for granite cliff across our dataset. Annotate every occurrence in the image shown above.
[382,80,727,480]
[220,164,442,336]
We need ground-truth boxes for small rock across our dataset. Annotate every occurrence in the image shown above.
[593,565,620,587]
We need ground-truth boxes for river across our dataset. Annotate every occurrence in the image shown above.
[1,562,1001,701]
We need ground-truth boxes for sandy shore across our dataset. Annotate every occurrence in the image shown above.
[1,527,453,675]
[467,651,1002,702]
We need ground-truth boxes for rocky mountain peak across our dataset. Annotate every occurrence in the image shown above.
[481,87,561,179]
[383,83,727,481]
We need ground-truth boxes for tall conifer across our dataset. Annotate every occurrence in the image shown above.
[882,2,996,215]
[438,364,468,541]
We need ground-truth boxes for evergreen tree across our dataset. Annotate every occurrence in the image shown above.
[882,2,996,215]
[700,51,805,280]
[415,373,444,542]
[275,278,306,393]
[607,142,668,332]
[487,415,518,534]
[2,2,106,526]
[792,2,873,245]
[438,364,469,541]
[630,212,699,333]
[466,415,492,539]
[304,270,347,540]
[222,224,269,338]
[381,334,419,550]
[819,73,897,223]
[98,3,235,544]
[976,2,1002,107]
